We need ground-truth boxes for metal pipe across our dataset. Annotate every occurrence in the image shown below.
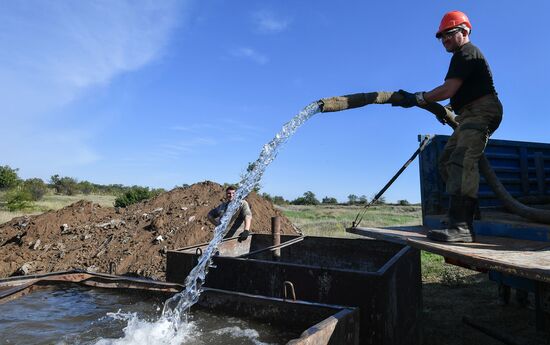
[272,217,281,260]
[352,135,432,228]
[319,92,550,224]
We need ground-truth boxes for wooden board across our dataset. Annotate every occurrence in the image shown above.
[349,226,550,283]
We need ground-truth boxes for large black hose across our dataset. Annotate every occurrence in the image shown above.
[319,92,550,224]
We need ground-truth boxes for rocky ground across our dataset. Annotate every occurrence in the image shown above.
[0,181,298,280]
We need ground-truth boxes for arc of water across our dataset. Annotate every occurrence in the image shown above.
[161,102,321,328]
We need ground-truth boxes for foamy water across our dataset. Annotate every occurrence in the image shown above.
[92,312,196,345]
[94,102,321,344]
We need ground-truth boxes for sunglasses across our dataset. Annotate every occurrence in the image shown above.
[437,28,461,40]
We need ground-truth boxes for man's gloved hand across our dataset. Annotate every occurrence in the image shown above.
[317,99,325,112]
[238,230,250,242]
[392,90,427,108]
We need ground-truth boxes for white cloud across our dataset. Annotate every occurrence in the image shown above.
[252,10,290,34]
[231,47,269,65]
[0,1,184,117]
[0,1,186,174]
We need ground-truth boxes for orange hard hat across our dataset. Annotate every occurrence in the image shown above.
[436,11,472,38]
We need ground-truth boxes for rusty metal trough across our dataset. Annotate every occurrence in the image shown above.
[0,270,359,345]
[166,234,422,345]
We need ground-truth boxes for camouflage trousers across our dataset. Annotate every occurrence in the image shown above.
[439,94,503,199]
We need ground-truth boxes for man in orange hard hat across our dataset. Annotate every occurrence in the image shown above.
[393,11,503,242]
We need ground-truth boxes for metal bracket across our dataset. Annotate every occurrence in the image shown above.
[283,281,296,301]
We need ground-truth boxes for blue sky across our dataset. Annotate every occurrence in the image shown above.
[1,1,549,203]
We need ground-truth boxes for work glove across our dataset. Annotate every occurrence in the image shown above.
[317,99,325,112]
[238,230,250,242]
[392,90,426,108]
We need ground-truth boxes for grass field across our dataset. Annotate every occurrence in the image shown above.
[278,203,422,238]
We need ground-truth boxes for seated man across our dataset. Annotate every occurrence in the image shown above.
[207,185,252,241]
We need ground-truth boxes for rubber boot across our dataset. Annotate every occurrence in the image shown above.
[463,196,477,242]
[427,195,475,243]
[440,196,480,226]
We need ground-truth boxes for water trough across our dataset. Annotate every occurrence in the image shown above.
[166,234,422,345]
[0,271,359,344]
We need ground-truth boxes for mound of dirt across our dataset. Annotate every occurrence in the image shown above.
[0,181,298,280]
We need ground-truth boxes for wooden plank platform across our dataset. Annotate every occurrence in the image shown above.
[348,226,550,283]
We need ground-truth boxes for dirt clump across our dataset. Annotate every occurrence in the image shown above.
[0,181,298,280]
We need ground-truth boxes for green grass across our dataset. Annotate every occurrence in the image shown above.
[279,204,422,238]
[0,193,116,225]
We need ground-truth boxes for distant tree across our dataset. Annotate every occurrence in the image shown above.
[322,196,338,204]
[78,180,95,195]
[359,195,368,204]
[0,165,20,190]
[261,192,273,202]
[105,184,126,195]
[371,195,387,205]
[347,194,358,205]
[50,175,79,195]
[397,199,410,206]
[23,178,48,201]
[272,196,288,205]
[291,191,320,205]
[151,187,166,195]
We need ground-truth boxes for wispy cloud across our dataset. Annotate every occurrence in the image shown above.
[230,47,269,65]
[252,10,290,34]
[171,119,262,135]
[0,1,185,175]
[0,1,183,116]
[160,137,217,157]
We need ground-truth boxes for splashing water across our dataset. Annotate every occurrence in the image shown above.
[162,101,320,325]
[95,102,320,344]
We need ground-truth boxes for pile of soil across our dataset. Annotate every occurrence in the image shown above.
[0,181,298,280]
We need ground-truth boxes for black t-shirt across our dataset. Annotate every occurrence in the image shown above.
[445,42,496,112]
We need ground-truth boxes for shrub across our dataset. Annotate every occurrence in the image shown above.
[114,186,161,208]
[322,196,338,204]
[78,181,95,195]
[23,178,48,201]
[261,192,273,202]
[291,191,320,205]
[50,175,79,195]
[347,194,358,205]
[5,187,33,211]
[371,195,386,205]
[0,165,20,190]
[272,196,288,205]
[397,199,410,206]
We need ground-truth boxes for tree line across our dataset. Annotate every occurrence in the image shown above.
[1,164,411,211]
[0,165,165,210]
[260,191,410,206]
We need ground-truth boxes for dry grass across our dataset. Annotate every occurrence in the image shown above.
[0,193,116,225]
